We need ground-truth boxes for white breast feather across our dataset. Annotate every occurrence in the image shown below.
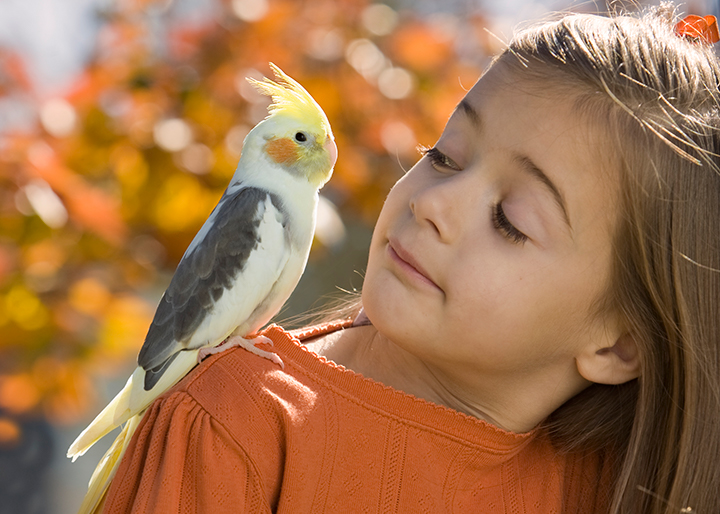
[187,196,290,348]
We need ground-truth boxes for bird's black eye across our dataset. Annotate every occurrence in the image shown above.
[295,132,307,142]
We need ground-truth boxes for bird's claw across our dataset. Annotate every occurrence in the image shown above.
[198,335,284,368]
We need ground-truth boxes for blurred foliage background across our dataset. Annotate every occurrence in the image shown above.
[0,0,695,511]
[0,0,494,428]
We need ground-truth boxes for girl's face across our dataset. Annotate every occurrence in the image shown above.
[362,61,623,422]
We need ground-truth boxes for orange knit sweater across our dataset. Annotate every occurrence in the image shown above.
[103,321,614,513]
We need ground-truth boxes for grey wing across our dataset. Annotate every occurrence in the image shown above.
[137,187,287,390]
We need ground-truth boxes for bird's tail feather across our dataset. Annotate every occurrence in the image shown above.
[68,350,200,460]
[77,413,144,514]
[67,369,140,460]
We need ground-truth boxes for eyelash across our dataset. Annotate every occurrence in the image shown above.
[492,203,528,245]
[420,145,460,171]
[421,145,528,245]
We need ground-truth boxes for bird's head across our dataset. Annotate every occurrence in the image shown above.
[248,63,337,188]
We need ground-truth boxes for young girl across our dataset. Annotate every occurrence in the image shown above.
[101,5,720,513]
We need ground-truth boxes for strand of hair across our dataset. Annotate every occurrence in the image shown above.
[636,485,694,512]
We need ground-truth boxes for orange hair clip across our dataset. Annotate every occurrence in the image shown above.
[674,14,720,44]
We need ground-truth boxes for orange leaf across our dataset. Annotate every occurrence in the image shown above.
[0,374,40,414]
[674,14,720,44]
[390,22,452,72]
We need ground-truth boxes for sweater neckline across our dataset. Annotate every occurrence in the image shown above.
[263,321,539,455]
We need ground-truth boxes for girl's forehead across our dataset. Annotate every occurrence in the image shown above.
[465,59,569,106]
[449,63,570,138]
[456,59,617,177]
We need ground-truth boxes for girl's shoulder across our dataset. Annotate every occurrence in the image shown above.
[166,320,354,427]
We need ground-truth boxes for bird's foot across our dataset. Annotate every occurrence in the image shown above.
[197,335,284,368]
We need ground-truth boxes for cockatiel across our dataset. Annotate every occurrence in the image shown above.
[68,63,337,513]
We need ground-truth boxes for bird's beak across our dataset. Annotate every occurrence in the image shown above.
[324,137,338,168]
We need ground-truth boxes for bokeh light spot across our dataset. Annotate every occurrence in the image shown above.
[377,67,414,99]
[224,124,250,157]
[153,118,193,152]
[345,39,387,79]
[178,142,215,175]
[130,235,166,268]
[361,4,399,36]
[232,0,269,22]
[235,68,266,103]
[315,195,346,248]
[23,179,68,228]
[307,29,344,61]
[40,98,77,137]
[380,120,416,156]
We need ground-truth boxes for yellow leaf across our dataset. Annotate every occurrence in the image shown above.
[152,174,216,232]
[99,295,154,357]
[68,277,112,317]
[111,143,149,191]
[4,285,49,331]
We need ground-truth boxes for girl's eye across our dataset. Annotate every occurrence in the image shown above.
[492,203,529,245]
[421,146,461,171]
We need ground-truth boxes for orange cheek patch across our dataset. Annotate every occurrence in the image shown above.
[265,137,299,164]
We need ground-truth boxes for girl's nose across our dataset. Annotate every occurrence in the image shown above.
[409,176,462,242]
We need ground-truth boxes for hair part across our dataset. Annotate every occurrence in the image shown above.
[501,4,720,513]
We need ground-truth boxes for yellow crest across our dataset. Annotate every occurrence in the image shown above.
[248,63,332,137]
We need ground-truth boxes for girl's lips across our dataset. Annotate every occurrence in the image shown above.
[387,240,442,291]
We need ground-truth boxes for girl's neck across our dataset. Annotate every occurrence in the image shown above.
[305,323,590,434]
[305,324,509,430]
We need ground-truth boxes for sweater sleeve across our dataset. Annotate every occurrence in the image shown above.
[102,390,273,514]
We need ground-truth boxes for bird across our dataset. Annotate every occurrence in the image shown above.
[67,63,337,513]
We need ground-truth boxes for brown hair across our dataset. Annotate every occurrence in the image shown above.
[502,4,720,513]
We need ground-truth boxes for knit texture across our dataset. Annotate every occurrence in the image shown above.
[103,321,613,513]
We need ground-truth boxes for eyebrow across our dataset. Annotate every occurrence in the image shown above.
[456,98,572,229]
[457,99,481,129]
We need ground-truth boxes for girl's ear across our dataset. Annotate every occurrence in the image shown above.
[576,333,641,385]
